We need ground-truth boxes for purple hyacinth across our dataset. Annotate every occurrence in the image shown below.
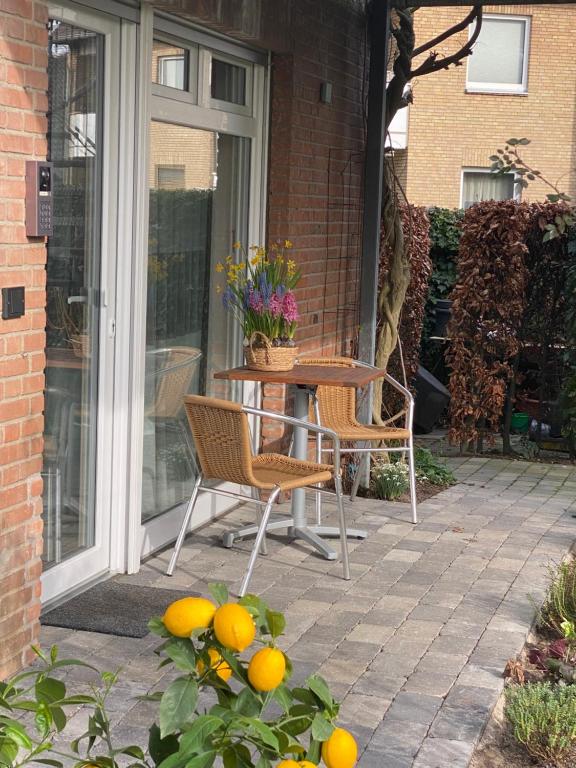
[282,291,299,322]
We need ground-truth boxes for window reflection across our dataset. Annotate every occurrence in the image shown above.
[152,40,187,90]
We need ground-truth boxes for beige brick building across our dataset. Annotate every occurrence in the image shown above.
[394,4,576,208]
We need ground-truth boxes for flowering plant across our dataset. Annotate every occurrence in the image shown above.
[216,241,301,346]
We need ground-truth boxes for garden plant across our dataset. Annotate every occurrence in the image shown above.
[0,585,358,768]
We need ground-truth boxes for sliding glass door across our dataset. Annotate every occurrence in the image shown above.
[142,124,249,521]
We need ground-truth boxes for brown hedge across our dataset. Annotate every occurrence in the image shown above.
[447,200,531,446]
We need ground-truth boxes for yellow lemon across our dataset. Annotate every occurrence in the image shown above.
[213,603,256,652]
[321,728,358,768]
[299,762,318,768]
[196,648,232,682]
[247,647,286,691]
[277,762,300,768]
[162,596,216,637]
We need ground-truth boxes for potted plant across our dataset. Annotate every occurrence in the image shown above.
[216,241,301,371]
[50,287,89,358]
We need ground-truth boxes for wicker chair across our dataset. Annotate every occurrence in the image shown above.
[166,395,350,596]
[297,357,417,524]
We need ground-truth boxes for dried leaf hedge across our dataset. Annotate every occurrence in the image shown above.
[378,204,432,417]
[447,200,530,447]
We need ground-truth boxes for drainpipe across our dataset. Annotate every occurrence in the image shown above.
[358,0,391,366]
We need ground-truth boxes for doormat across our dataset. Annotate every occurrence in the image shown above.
[41,580,199,638]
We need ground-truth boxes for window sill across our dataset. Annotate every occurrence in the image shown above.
[465,88,528,96]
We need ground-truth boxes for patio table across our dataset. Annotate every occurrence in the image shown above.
[214,362,385,560]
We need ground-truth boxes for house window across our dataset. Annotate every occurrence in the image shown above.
[156,165,186,190]
[461,169,516,208]
[211,57,247,106]
[467,15,530,94]
[152,40,187,90]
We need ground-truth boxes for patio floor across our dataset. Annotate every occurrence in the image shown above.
[41,456,576,768]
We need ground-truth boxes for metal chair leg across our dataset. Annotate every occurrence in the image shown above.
[407,439,418,524]
[239,487,281,597]
[333,475,350,580]
[350,450,370,502]
[166,472,203,576]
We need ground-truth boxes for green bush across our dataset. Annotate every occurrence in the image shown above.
[505,682,576,766]
[538,558,576,637]
[371,460,409,500]
[414,447,455,487]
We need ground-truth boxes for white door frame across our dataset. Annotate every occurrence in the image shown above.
[42,3,130,605]
[124,10,270,570]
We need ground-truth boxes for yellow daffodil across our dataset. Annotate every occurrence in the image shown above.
[249,245,258,251]
[287,259,296,275]
[215,262,224,273]
[216,285,222,293]
[250,255,260,266]
[226,255,233,264]
[232,241,241,249]
[284,239,293,248]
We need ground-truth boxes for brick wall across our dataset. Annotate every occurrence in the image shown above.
[0,0,48,679]
[263,0,368,444]
[403,4,576,208]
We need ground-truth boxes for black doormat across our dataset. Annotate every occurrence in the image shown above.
[41,580,198,638]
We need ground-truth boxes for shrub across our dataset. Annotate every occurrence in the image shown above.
[371,460,409,500]
[538,558,576,638]
[505,682,576,766]
[414,447,455,487]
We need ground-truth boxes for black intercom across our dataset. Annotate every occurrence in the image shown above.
[25,160,53,237]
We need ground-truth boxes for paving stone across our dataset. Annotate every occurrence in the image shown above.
[412,737,475,767]
[403,671,458,697]
[369,719,429,757]
[385,691,442,725]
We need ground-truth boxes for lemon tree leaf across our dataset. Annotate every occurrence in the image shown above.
[208,583,228,605]
[306,675,333,710]
[159,678,199,737]
[234,687,261,717]
[311,713,334,741]
[148,723,179,766]
[265,610,285,639]
[184,751,216,768]
[148,617,170,637]
[35,678,65,704]
[245,718,279,750]
[306,738,321,763]
[180,715,224,753]
[272,683,292,713]
[163,638,199,672]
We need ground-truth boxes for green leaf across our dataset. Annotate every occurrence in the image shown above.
[265,611,285,639]
[179,715,223,753]
[1,719,33,749]
[517,137,531,145]
[149,723,180,766]
[311,713,334,742]
[163,638,199,673]
[51,705,67,732]
[254,757,272,768]
[208,583,228,605]
[272,683,293,713]
[184,752,216,768]
[306,738,322,764]
[234,687,261,717]
[34,760,63,767]
[306,675,333,710]
[159,677,199,737]
[148,616,170,637]
[35,678,66,704]
[291,688,316,706]
[245,718,279,750]
[0,739,19,765]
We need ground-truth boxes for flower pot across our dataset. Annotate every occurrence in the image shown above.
[245,333,298,371]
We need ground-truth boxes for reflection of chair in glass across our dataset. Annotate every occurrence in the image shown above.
[297,357,417,525]
[42,387,76,564]
[166,395,350,596]
[144,346,203,453]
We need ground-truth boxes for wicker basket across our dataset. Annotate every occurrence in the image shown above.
[244,332,298,372]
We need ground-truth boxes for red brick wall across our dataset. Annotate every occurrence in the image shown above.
[263,0,368,443]
[0,0,48,679]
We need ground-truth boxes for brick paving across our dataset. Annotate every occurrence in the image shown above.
[41,457,576,767]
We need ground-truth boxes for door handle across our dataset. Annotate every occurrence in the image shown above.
[67,295,87,304]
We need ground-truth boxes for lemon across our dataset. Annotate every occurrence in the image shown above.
[277,762,300,768]
[321,728,358,768]
[196,648,232,682]
[213,603,256,652]
[247,647,286,691]
[162,596,216,637]
[299,762,318,768]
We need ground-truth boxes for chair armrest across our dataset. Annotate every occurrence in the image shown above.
[352,360,414,405]
[242,405,341,468]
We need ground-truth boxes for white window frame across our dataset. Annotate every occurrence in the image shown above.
[460,167,520,209]
[467,14,531,95]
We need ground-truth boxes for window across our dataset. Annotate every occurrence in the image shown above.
[211,58,246,105]
[156,165,185,190]
[461,169,516,209]
[152,40,187,90]
[467,15,530,93]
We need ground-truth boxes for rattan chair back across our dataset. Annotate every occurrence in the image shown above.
[298,357,357,429]
[184,395,256,485]
[148,347,202,419]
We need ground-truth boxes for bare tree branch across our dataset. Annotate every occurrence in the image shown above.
[411,6,482,78]
[413,6,479,57]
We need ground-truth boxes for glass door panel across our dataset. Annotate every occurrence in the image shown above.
[143,123,249,521]
[42,20,103,567]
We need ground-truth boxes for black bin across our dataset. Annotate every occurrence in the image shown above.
[414,365,450,433]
